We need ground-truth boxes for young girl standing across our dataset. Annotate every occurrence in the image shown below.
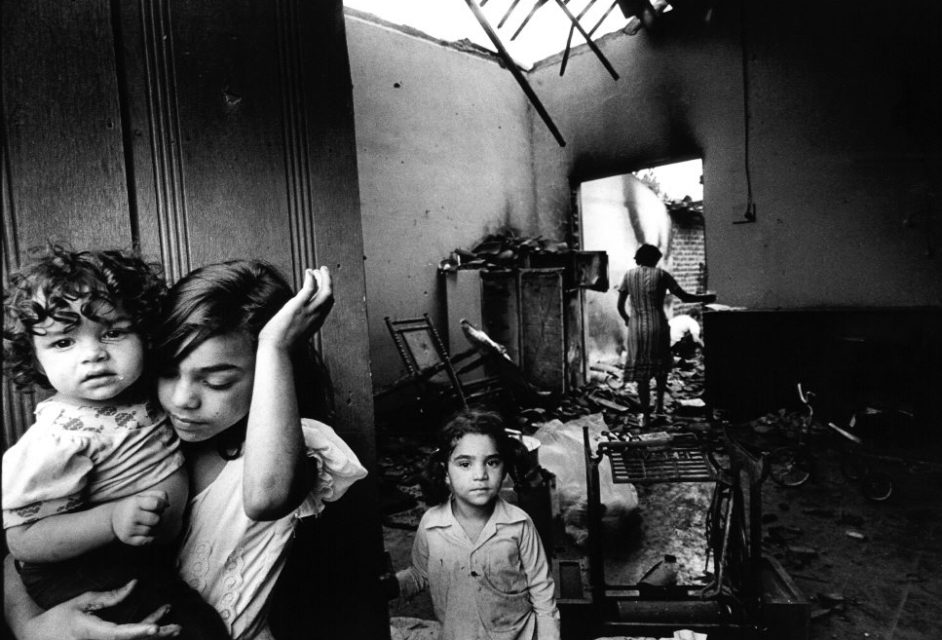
[153,259,367,640]
[396,411,560,640]
[2,245,227,638]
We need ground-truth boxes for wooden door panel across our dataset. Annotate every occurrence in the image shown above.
[118,0,294,281]
[169,0,294,273]
[2,0,132,255]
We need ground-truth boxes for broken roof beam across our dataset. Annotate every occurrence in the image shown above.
[511,0,549,41]
[552,0,619,79]
[559,0,601,76]
[463,0,567,147]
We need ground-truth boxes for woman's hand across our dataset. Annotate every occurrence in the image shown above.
[244,266,332,520]
[258,267,334,351]
[10,580,181,640]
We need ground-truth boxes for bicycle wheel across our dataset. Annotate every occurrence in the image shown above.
[861,471,894,502]
[767,447,812,487]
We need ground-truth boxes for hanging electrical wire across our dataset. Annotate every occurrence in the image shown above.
[734,0,756,224]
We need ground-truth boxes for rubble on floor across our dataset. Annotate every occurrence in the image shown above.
[380,348,942,639]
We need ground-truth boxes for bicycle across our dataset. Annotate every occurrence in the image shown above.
[765,383,895,501]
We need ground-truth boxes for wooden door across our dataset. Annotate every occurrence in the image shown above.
[2,1,387,636]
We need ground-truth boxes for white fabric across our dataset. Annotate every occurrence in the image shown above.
[176,419,367,640]
[2,398,183,528]
[396,497,560,640]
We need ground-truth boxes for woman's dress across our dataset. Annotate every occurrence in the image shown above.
[618,266,681,382]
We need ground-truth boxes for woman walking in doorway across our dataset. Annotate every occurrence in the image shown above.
[616,244,715,427]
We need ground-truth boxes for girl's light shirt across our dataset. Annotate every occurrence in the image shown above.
[2,398,183,528]
[396,497,560,640]
[176,419,367,640]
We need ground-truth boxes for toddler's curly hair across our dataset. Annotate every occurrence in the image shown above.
[3,244,167,390]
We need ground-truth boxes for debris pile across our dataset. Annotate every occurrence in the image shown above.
[438,227,570,272]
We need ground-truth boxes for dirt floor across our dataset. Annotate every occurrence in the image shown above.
[378,354,942,639]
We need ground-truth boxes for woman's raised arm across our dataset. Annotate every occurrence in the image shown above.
[243,267,334,520]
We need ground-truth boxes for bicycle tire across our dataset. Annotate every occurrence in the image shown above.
[767,447,812,487]
[861,471,894,502]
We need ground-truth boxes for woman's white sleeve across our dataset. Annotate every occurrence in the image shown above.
[297,419,368,518]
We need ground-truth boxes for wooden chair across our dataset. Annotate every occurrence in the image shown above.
[381,314,502,413]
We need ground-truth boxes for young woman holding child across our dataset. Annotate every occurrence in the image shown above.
[4,249,367,640]
[395,410,560,640]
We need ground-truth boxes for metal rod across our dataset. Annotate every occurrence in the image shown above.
[498,0,524,28]
[511,0,548,41]
[552,0,619,79]
[588,0,619,36]
[462,0,567,146]
[559,0,600,76]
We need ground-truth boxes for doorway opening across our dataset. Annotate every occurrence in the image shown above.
[577,158,707,383]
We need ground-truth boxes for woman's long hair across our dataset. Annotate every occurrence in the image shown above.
[154,260,333,458]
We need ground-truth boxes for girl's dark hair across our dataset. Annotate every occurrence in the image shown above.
[154,260,332,458]
[3,244,166,390]
[634,243,663,268]
[420,409,516,505]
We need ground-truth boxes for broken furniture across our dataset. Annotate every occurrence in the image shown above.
[379,314,504,417]
[446,267,568,396]
[460,318,556,408]
[553,427,809,639]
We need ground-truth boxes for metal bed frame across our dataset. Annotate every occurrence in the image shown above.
[556,427,774,639]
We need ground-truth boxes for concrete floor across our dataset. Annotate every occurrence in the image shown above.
[380,364,942,639]
[383,433,942,639]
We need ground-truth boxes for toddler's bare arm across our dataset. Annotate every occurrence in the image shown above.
[6,501,119,563]
[5,467,185,562]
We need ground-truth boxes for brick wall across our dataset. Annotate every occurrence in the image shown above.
[667,208,706,318]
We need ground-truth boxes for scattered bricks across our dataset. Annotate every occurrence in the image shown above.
[787,545,819,563]
[818,592,847,609]
[810,607,833,620]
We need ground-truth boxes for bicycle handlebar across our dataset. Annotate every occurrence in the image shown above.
[826,421,863,445]
[797,382,815,405]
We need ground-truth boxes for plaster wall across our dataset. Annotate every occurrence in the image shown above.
[530,1,942,309]
[345,15,536,388]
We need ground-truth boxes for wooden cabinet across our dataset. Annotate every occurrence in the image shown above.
[444,267,567,394]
